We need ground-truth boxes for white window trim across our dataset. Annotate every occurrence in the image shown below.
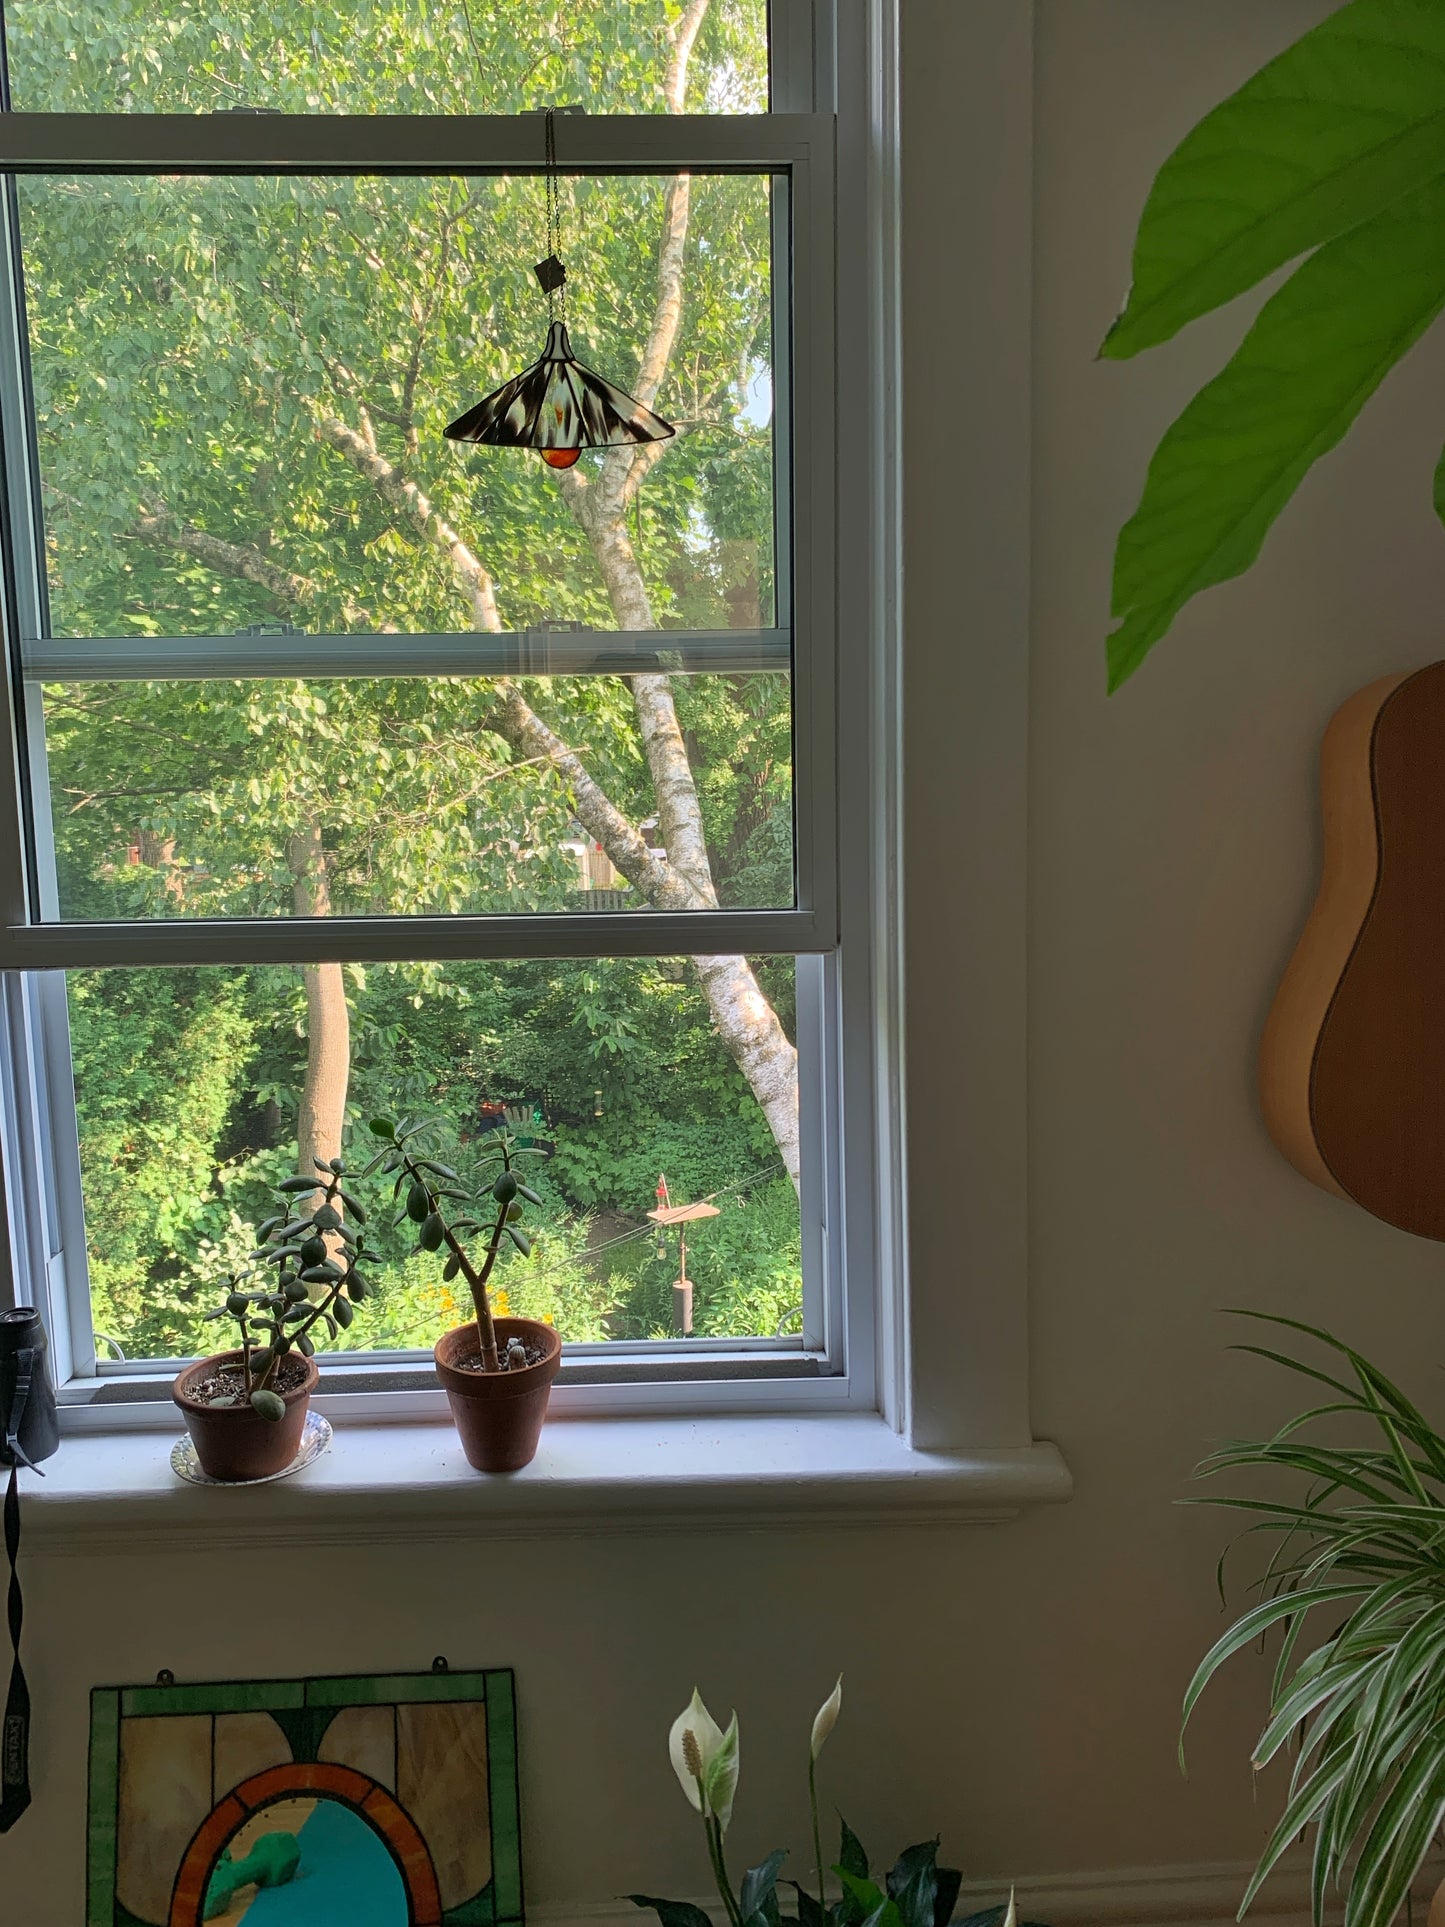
[0,0,1071,1529]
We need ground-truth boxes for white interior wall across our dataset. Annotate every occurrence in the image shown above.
[10,1,1445,1918]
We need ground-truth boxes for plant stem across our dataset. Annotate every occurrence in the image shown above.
[440,1212,503,1371]
[404,1146,503,1371]
[810,1754,826,1915]
[704,1814,743,1927]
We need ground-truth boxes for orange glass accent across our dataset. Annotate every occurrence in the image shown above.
[168,1762,442,1927]
[541,447,582,468]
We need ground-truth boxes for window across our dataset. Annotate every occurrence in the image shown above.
[0,0,887,1427]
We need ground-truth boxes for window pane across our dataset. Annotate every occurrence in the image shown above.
[18,170,779,639]
[68,955,803,1363]
[39,670,795,916]
[4,1,769,114]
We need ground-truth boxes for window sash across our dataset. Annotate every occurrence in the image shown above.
[22,630,793,680]
[0,116,836,969]
[0,111,821,174]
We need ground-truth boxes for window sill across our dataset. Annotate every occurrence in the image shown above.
[19,1413,1072,1553]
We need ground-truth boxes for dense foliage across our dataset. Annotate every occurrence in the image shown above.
[72,954,800,1359]
[8,0,802,1358]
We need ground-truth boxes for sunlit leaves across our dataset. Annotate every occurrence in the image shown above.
[1108,177,1445,689]
[1104,0,1445,682]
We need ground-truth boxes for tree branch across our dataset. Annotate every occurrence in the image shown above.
[316,415,503,632]
[131,508,392,632]
[133,509,310,606]
[138,462,707,912]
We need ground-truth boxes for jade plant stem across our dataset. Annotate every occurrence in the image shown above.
[438,1209,506,1373]
[240,1267,353,1397]
[399,1145,513,1374]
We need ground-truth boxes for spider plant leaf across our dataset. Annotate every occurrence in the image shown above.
[1100,0,1445,359]
[1339,1722,1445,1927]
[1228,1343,1358,1402]
[1181,1584,1368,1758]
[1357,1600,1445,1744]
[1354,1772,1445,1927]
[1326,1691,1439,1877]
[1252,1652,1379,1768]
[1240,1737,1357,1914]
[1310,1805,1334,1927]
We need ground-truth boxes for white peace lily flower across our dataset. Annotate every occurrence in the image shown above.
[669,1689,738,1825]
[702,1711,740,1833]
[810,1676,843,1762]
[1002,1889,1016,1927]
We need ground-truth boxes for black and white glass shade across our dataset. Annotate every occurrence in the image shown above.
[443,319,675,469]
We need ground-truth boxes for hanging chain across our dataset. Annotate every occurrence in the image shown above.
[544,106,565,323]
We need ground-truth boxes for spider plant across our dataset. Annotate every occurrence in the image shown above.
[1183,1313,1445,1927]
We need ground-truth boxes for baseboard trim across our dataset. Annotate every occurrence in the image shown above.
[529,1857,1444,1927]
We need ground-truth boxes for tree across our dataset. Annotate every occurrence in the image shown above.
[17,0,803,1186]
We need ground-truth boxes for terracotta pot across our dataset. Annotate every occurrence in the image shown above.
[434,1317,561,1472]
[172,1348,319,1482]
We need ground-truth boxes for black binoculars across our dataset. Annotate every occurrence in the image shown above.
[0,1308,59,1473]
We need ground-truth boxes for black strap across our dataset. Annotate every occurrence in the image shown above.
[0,1345,38,1832]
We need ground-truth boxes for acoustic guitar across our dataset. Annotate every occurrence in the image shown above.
[1261,659,1445,1240]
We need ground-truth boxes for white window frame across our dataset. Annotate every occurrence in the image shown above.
[0,0,900,1431]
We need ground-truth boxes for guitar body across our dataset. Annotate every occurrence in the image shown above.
[1261,659,1445,1239]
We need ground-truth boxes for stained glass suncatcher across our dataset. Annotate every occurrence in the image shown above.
[85,1667,522,1927]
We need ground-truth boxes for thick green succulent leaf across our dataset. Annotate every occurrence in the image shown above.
[1108,182,1445,689]
[1103,0,1445,358]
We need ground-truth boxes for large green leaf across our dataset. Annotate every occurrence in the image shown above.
[1102,0,1445,358]
[1107,180,1445,689]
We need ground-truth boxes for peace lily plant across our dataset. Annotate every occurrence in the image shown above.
[630,1681,1046,1927]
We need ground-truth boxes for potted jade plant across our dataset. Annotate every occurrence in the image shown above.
[634,1680,1049,1927]
[363,1115,558,1472]
[172,1158,371,1481]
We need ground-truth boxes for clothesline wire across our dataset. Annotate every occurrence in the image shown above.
[374,1156,787,1351]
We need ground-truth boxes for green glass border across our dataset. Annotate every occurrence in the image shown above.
[86,1689,120,1927]
[86,1668,522,1925]
[487,1671,524,1927]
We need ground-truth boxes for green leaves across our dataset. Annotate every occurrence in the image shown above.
[248,1386,286,1422]
[1103,0,1445,358]
[1105,1,1445,682]
[1184,1316,1445,1927]
[1107,176,1445,689]
[628,1902,714,1927]
[740,1850,788,1927]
